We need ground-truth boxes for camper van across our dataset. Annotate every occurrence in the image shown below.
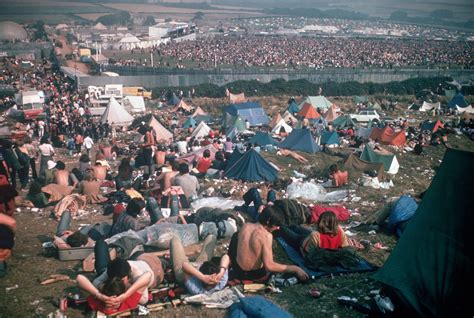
[15,90,45,119]
[123,87,152,99]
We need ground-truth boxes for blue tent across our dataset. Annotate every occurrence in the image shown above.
[193,114,213,123]
[224,149,277,182]
[224,102,269,126]
[182,116,197,129]
[249,131,277,147]
[279,128,321,153]
[226,147,245,169]
[320,130,340,145]
[168,93,180,106]
[287,100,299,114]
[448,93,468,109]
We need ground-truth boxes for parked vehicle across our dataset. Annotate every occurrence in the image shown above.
[350,109,380,122]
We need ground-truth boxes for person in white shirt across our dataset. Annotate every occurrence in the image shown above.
[83,135,94,157]
[176,138,188,155]
[38,136,55,178]
[38,120,45,138]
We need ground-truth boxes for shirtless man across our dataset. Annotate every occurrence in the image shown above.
[54,161,78,187]
[156,161,179,192]
[228,206,309,281]
[92,162,108,181]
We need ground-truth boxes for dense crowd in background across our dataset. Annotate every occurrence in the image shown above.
[152,36,473,69]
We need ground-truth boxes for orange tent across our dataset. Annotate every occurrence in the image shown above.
[297,103,321,119]
[324,105,339,122]
[229,92,246,104]
[369,126,406,147]
[172,100,193,112]
[269,113,283,128]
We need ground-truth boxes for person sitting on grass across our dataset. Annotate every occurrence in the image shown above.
[328,164,349,187]
[26,182,53,208]
[77,254,163,315]
[228,206,309,282]
[278,211,349,257]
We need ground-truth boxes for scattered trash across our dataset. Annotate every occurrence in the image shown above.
[373,242,389,250]
[337,296,358,302]
[374,295,395,313]
[6,284,19,291]
[287,180,347,202]
[370,289,380,295]
[344,230,356,237]
[368,230,377,235]
[308,288,321,299]
[351,197,361,202]
[29,300,41,305]
[293,170,307,178]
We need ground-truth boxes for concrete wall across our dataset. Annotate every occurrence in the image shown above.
[74,67,474,89]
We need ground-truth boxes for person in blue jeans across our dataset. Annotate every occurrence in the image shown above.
[56,210,111,246]
[238,184,277,221]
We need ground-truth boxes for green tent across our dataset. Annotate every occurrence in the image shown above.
[249,131,277,146]
[360,145,399,174]
[354,96,369,104]
[224,149,278,182]
[182,116,197,129]
[232,116,247,132]
[373,149,474,317]
[331,115,356,129]
[444,89,456,99]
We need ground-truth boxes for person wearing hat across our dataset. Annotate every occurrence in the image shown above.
[43,160,57,185]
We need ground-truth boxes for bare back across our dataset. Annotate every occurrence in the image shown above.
[236,223,271,271]
[55,170,70,186]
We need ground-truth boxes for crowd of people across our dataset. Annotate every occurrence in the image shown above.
[152,36,473,69]
[0,54,472,316]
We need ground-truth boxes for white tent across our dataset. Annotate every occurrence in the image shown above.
[420,101,441,112]
[271,119,293,134]
[93,22,107,30]
[298,96,333,110]
[191,121,211,139]
[148,116,173,143]
[101,97,134,126]
[282,111,298,124]
[456,105,474,114]
[123,96,146,113]
[192,106,208,117]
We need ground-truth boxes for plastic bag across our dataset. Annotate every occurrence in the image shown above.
[140,223,199,249]
[191,197,244,211]
[287,180,347,202]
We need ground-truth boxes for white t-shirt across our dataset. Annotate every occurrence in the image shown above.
[176,141,187,154]
[93,260,153,305]
[84,137,94,149]
[38,143,55,156]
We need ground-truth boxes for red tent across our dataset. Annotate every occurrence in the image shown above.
[297,103,321,119]
[369,126,406,147]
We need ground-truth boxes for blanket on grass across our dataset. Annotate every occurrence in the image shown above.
[277,238,376,278]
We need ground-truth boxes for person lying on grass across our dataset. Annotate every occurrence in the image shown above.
[169,234,230,295]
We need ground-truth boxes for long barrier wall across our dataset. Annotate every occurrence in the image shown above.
[72,66,474,89]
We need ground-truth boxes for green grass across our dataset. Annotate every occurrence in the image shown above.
[0,4,113,15]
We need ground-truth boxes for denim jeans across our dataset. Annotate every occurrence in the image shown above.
[146,197,162,224]
[56,210,72,236]
[242,188,277,220]
[94,239,110,276]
